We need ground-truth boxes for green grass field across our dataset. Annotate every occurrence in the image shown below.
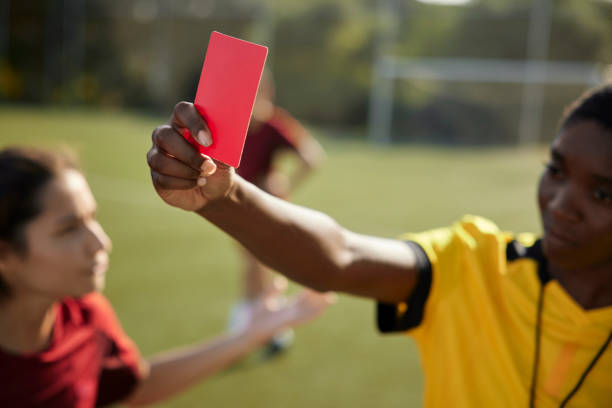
[0,106,547,407]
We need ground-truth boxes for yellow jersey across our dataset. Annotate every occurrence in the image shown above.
[378,216,612,407]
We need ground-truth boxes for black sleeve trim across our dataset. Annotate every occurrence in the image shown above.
[377,241,432,333]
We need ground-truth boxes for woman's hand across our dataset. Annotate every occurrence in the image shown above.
[243,280,336,339]
[147,102,234,212]
[125,281,334,407]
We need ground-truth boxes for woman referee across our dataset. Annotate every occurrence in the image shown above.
[147,85,612,407]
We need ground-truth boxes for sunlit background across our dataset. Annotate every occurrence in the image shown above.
[4,0,612,143]
[1,1,612,407]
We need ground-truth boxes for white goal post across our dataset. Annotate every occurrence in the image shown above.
[367,56,604,145]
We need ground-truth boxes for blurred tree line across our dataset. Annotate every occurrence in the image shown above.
[2,0,612,143]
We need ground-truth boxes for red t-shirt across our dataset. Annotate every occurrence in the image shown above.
[0,293,142,407]
[237,107,302,184]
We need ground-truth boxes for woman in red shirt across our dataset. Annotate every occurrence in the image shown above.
[0,147,332,407]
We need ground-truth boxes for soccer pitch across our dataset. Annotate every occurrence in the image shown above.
[0,106,544,407]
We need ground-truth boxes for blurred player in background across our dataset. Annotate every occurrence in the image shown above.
[229,71,325,355]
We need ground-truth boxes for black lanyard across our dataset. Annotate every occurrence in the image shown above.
[528,282,612,407]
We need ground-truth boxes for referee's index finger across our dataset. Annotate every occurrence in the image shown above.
[171,101,212,147]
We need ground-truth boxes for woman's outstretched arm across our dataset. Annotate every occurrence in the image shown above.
[147,101,419,304]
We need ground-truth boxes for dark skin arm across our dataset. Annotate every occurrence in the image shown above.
[147,102,419,303]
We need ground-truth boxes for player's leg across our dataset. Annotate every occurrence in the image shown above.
[228,245,294,357]
[243,248,276,301]
[228,246,274,333]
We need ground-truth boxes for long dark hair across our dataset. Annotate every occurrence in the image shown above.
[0,147,78,298]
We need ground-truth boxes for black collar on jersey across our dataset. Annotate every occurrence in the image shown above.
[506,239,550,285]
[507,239,612,408]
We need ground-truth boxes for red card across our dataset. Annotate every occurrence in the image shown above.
[184,31,268,167]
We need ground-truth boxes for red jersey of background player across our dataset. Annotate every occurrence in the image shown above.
[237,107,303,187]
[0,293,142,407]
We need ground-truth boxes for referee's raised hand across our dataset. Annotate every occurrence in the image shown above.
[147,101,234,212]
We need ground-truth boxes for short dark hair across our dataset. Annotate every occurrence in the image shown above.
[560,84,612,132]
[0,147,78,298]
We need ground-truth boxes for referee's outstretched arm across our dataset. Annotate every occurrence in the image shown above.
[148,101,419,304]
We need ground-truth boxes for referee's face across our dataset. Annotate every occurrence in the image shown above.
[538,119,612,271]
